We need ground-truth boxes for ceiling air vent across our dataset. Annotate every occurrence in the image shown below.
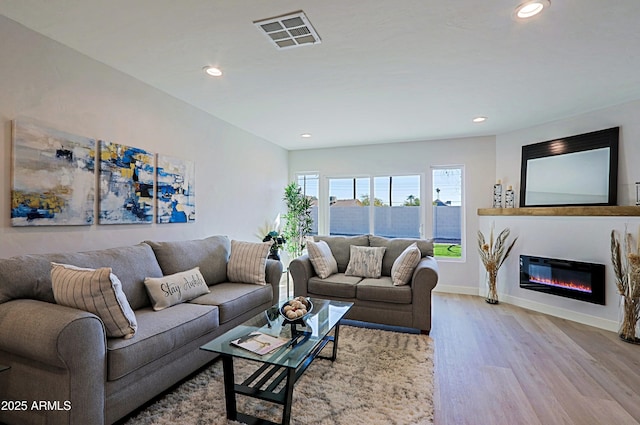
[254,11,321,50]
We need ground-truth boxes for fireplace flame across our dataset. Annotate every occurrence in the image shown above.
[529,276,592,293]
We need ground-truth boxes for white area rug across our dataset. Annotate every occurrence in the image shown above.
[124,326,434,425]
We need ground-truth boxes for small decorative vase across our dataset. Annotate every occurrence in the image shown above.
[268,247,281,261]
[619,295,640,344]
[486,269,499,304]
[492,181,503,208]
[505,186,515,208]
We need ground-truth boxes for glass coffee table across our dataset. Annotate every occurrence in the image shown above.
[200,298,353,425]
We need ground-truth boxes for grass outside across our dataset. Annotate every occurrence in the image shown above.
[434,243,462,258]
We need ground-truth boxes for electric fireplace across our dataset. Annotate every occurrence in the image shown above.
[519,255,605,305]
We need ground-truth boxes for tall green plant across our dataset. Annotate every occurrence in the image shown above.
[282,182,313,259]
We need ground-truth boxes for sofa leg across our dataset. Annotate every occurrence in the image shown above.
[420,329,430,335]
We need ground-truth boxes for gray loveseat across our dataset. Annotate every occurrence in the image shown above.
[0,235,282,425]
[289,235,438,333]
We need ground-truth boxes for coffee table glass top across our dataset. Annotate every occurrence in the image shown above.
[200,298,352,369]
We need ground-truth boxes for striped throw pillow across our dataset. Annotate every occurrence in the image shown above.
[227,240,272,285]
[391,242,421,286]
[307,240,338,278]
[51,262,137,339]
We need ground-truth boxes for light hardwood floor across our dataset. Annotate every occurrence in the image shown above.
[431,292,640,425]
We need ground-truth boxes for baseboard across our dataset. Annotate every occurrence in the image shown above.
[502,294,619,332]
[433,284,479,296]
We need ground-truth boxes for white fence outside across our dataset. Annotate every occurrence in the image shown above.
[309,205,461,243]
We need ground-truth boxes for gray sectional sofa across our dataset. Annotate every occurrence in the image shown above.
[289,235,439,333]
[0,235,282,425]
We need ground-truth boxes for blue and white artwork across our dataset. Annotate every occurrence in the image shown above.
[11,119,95,226]
[99,141,154,224]
[156,155,195,223]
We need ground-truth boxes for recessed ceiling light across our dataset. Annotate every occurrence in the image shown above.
[203,66,222,77]
[301,133,312,138]
[515,0,550,19]
[472,116,487,123]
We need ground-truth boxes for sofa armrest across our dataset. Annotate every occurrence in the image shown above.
[289,254,315,297]
[0,299,106,425]
[265,259,283,301]
[410,256,439,332]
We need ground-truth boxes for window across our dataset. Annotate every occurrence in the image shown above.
[328,177,370,236]
[373,175,421,238]
[296,174,319,235]
[328,175,421,238]
[432,167,463,259]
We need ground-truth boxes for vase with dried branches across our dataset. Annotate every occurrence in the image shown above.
[477,223,517,304]
[610,228,640,344]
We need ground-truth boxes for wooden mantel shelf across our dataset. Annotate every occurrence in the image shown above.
[477,206,640,217]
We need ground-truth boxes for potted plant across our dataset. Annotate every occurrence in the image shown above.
[263,230,286,260]
[282,182,313,259]
[256,217,286,260]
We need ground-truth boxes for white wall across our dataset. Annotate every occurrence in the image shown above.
[487,99,640,331]
[289,136,496,292]
[0,16,288,258]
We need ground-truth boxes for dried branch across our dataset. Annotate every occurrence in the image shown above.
[477,223,517,273]
[611,230,626,294]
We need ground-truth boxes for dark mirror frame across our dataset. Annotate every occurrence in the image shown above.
[519,127,619,207]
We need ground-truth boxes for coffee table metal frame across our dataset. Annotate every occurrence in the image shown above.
[200,298,353,425]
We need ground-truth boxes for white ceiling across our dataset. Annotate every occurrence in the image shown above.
[1,1,640,150]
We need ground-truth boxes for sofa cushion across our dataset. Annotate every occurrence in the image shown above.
[357,276,412,304]
[51,263,137,339]
[0,255,58,304]
[308,273,361,298]
[189,282,273,324]
[53,244,164,311]
[227,240,272,285]
[143,267,210,311]
[345,246,386,278]
[391,242,422,286]
[307,240,338,278]
[314,235,370,273]
[145,236,230,286]
[106,303,218,380]
[368,236,433,276]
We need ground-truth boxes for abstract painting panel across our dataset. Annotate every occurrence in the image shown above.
[156,154,195,223]
[11,119,95,226]
[99,141,154,224]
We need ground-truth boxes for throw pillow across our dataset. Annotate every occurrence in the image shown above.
[391,242,422,286]
[143,267,210,311]
[307,240,338,278]
[51,262,137,339]
[227,240,272,285]
[345,245,387,278]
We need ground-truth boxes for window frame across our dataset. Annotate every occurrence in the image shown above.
[295,173,319,236]
[430,165,465,262]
